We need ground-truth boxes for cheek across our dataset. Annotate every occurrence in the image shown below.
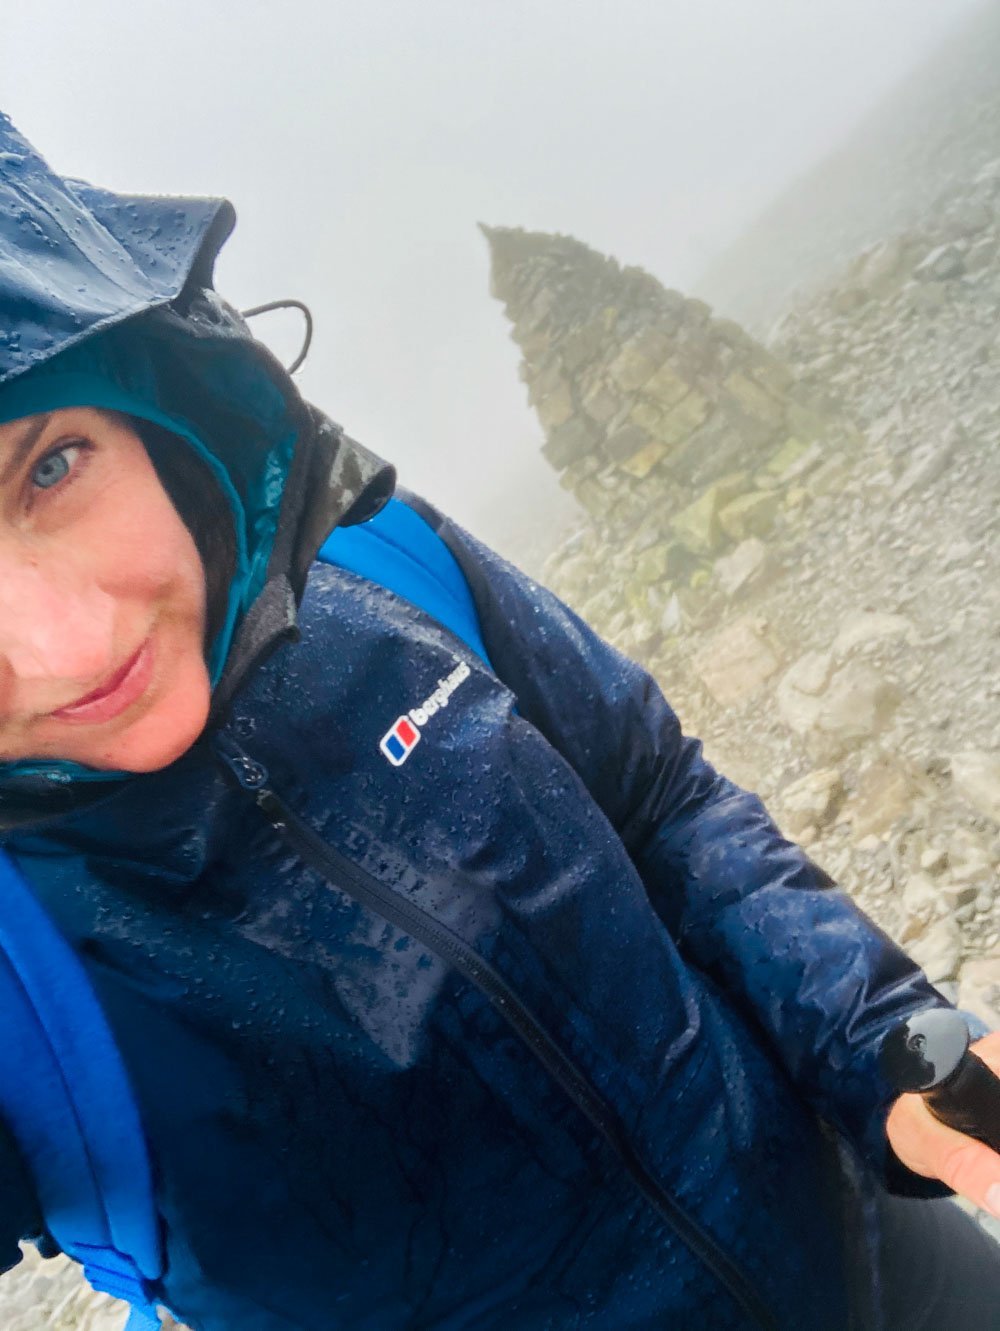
[93,490,206,615]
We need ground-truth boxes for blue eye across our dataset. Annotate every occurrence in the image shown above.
[31,444,78,491]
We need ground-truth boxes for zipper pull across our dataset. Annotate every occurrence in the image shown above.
[212,731,270,793]
[212,732,287,828]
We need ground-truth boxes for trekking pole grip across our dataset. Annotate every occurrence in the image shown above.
[879,1007,1000,1154]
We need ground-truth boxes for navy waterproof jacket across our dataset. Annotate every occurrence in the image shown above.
[0,112,980,1331]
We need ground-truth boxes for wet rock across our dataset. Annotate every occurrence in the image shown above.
[832,611,914,658]
[776,651,835,734]
[660,591,683,636]
[714,538,772,598]
[813,662,900,747]
[958,954,1000,1029]
[805,452,852,497]
[891,424,962,499]
[951,750,1000,824]
[849,753,922,841]
[718,491,780,542]
[777,768,844,836]
[633,542,673,586]
[762,437,823,484]
[914,242,966,281]
[542,415,600,469]
[536,376,575,431]
[607,328,675,392]
[693,616,782,707]
[941,879,979,910]
[671,475,747,556]
[920,845,949,876]
[905,915,963,984]
[901,871,945,926]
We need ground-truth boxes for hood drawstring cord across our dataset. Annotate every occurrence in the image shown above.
[240,299,314,374]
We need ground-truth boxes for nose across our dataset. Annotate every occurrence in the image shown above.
[0,559,117,688]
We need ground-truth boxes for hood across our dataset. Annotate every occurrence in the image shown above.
[0,113,395,828]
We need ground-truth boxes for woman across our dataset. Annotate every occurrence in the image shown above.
[1,111,1000,1331]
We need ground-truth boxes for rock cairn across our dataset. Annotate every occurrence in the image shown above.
[482,224,858,570]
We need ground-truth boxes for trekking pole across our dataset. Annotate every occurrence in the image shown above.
[879,1007,1000,1153]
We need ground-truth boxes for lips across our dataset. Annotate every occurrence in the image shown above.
[50,637,155,724]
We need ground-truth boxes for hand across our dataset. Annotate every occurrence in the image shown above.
[885,1029,1000,1216]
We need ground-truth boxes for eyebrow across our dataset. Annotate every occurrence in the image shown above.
[0,414,52,489]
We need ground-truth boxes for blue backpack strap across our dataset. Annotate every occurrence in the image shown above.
[0,850,165,1327]
[318,495,494,670]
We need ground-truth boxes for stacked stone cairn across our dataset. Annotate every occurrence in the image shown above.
[482,224,858,628]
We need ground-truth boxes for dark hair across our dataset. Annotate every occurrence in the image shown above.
[127,416,238,656]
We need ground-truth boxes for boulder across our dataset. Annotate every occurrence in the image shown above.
[693,616,782,707]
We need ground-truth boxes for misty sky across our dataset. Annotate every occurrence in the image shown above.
[2,0,984,552]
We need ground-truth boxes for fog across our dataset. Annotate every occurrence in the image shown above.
[1,0,984,551]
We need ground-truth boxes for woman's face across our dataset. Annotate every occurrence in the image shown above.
[0,407,211,773]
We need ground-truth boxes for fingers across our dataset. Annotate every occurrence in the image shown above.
[971,1030,1000,1078]
[886,1075,1000,1218]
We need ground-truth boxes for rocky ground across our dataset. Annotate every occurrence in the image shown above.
[697,3,1000,332]
[539,161,1000,1239]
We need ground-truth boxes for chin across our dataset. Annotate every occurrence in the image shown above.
[94,683,212,774]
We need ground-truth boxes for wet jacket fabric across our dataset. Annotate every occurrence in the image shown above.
[0,111,981,1330]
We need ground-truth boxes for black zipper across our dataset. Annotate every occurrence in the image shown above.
[214,737,780,1331]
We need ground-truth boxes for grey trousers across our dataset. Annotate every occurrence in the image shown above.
[874,1189,1000,1330]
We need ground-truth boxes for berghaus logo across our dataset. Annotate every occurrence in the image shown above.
[379,659,471,766]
